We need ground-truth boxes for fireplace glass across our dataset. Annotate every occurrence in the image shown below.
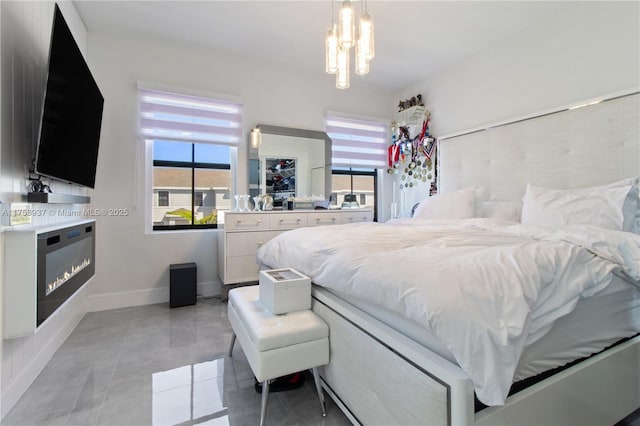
[37,222,95,326]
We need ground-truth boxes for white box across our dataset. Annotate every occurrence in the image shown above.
[259,268,311,314]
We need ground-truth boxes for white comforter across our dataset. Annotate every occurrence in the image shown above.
[256,219,640,405]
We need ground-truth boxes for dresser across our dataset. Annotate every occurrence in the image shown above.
[217,209,373,298]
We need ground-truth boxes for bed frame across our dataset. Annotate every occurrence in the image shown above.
[312,89,640,425]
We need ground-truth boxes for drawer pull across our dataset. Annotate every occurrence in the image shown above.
[279,219,301,225]
[236,220,261,226]
[316,218,337,224]
[258,242,264,247]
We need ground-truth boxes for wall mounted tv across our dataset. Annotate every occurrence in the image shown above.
[35,4,104,189]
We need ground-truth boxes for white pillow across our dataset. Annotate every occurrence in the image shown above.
[482,201,522,223]
[521,184,631,230]
[590,177,639,233]
[413,187,476,220]
[474,186,488,217]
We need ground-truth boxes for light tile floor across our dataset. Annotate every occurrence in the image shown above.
[3,297,351,426]
[4,297,639,426]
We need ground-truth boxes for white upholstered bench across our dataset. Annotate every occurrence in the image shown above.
[227,286,329,426]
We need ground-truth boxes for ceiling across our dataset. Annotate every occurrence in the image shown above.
[74,1,576,91]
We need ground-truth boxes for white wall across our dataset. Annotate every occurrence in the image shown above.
[399,1,640,137]
[84,31,393,309]
[0,1,90,418]
[394,1,640,214]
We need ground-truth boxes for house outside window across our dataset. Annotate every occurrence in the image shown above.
[152,142,231,229]
[331,168,377,215]
[325,113,387,222]
[139,86,242,231]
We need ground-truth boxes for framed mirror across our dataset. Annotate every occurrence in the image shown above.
[249,125,332,207]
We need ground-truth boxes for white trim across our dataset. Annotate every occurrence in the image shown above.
[84,281,222,312]
[144,139,154,235]
[84,287,169,312]
[439,87,640,141]
[197,280,220,298]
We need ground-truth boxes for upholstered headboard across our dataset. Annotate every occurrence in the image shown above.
[438,91,640,202]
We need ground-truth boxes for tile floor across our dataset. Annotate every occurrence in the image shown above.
[3,296,639,426]
[2,297,351,426]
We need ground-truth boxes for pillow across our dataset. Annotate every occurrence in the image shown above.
[473,186,488,217]
[482,201,522,223]
[590,177,639,233]
[521,184,631,230]
[413,187,476,220]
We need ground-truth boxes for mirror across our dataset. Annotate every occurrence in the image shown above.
[249,125,332,207]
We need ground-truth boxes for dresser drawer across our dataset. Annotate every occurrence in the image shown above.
[269,213,308,230]
[341,211,373,224]
[226,213,269,231]
[227,231,281,256]
[307,212,341,227]
[226,256,261,283]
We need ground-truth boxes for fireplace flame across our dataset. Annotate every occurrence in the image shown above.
[46,258,92,296]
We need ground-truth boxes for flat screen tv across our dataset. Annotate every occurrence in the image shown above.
[35,4,104,189]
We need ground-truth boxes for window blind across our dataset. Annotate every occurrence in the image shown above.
[325,115,388,168]
[139,88,243,146]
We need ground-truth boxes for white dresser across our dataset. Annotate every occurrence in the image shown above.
[217,209,373,295]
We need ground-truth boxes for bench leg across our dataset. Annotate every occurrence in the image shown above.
[260,379,270,426]
[312,367,327,417]
[227,333,236,357]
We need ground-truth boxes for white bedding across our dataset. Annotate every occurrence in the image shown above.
[324,274,640,383]
[256,219,640,406]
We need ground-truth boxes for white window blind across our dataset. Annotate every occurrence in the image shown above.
[139,88,243,146]
[325,114,388,168]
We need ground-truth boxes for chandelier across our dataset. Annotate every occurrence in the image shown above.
[325,0,375,89]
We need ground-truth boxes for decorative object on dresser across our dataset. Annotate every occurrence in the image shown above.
[217,209,373,300]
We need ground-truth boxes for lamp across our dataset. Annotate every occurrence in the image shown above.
[325,0,374,89]
[250,127,261,149]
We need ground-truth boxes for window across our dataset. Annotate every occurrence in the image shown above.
[331,168,377,219]
[194,191,204,207]
[140,87,242,231]
[326,114,387,222]
[152,142,230,229]
[158,191,169,207]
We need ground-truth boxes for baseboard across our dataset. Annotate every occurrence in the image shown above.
[1,287,86,419]
[84,287,170,312]
[85,281,222,313]
[198,280,221,298]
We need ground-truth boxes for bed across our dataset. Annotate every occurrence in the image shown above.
[257,90,640,425]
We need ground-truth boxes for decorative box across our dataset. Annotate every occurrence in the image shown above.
[259,268,311,314]
[286,201,312,210]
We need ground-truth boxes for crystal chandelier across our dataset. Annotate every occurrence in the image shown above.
[325,0,374,89]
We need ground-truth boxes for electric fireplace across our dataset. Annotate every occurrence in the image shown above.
[36,222,95,326]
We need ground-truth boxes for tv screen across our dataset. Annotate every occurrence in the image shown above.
[35,4,104,189]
